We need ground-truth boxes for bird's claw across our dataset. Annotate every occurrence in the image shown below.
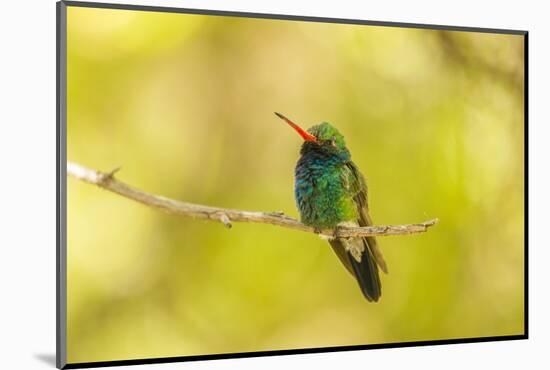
[333,225,343,238]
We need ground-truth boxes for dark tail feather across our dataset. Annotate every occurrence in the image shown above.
[348,239,382,302]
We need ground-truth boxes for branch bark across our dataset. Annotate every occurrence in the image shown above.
[67,161,438,238]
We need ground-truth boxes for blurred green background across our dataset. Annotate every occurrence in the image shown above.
[66,6,525,364]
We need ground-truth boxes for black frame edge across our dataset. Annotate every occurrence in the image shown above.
[62,0,527,35]
[523,32,529,339]
[57,1,68,369]
[63,335,527,369]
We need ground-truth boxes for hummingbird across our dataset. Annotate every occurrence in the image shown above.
[275,112,388,302]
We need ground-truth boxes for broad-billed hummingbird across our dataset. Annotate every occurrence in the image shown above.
[275,112,388,302]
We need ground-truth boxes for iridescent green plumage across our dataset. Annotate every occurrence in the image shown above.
[276,114,388,302]
[294,123,356,228]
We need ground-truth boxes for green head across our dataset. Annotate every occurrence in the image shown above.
[274,112,350,159]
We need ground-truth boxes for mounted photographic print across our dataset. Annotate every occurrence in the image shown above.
[57,1,527,368]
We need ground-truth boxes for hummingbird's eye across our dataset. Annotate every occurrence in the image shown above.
[330,138,337,147]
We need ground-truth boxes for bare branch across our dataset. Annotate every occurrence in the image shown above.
[67,161,438,238]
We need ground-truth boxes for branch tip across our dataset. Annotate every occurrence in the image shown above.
[106,166,122,178]
[218,213,232,229]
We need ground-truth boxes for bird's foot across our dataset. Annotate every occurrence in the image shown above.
[314,227,337,241]
[333,225,344,238]
[334,221,358,239]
